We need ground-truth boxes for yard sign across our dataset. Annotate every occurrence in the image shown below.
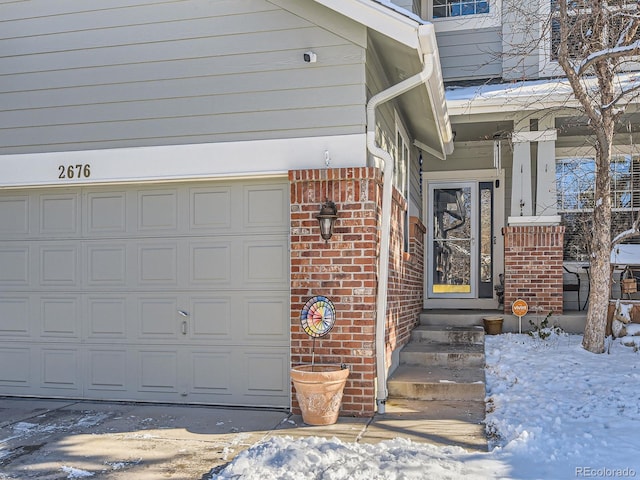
[512,299,528,334]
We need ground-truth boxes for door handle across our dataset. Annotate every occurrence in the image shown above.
[178,310,188,335]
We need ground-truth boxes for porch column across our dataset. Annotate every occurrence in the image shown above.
[510,135,533,217]
[535,130,558,216]
[509,130,560,224]
[503,225,565,315]
[505,128,565,314]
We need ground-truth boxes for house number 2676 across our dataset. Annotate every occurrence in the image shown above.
[58,164,91,179]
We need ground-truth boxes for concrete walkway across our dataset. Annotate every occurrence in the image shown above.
[0,397,486,479]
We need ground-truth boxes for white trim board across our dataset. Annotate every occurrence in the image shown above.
[0,134,366,188]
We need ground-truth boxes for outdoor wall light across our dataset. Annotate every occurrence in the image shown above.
[316,200,338,241]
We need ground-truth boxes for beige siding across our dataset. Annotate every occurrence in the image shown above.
[0,0,367,154]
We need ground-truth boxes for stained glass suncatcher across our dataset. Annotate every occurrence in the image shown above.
[300,296,336,338]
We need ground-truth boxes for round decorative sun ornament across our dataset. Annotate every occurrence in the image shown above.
[300,295,336,338]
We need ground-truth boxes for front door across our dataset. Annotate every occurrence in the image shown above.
[427,181,494,299]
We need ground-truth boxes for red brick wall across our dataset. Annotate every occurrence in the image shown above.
[289,167,381,417]
[289,167,426,417]
[386,188,425,369]
[503,225,565,315]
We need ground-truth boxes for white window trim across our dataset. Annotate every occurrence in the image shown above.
[428,0,501,33]
[395,111,411,202]
[395,112,412,252]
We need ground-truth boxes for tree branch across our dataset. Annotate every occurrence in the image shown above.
[577,41,640,77]
[612,214,640,246]
[606,77,640,110]
[556,0,601,127]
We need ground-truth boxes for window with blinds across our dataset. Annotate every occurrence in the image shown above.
[550,0,640,62]
[557,155,640,261]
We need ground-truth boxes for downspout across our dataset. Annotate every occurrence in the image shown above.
[367,54,436,414]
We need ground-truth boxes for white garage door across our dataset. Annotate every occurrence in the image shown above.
[0,179,290,407]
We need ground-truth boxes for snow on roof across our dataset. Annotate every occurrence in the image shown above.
[446,78,573,102]
[446,72,640,115]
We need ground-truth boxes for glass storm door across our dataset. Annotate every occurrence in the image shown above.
[427,182,494,299]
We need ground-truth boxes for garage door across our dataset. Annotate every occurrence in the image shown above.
[0,179,290,407]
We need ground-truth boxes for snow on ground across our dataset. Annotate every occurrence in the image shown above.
[212,332,640,480]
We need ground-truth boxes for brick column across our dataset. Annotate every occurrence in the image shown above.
[289,167,382,417]
[503,225,565,315]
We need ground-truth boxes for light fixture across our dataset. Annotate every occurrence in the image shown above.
[316,200,338,241]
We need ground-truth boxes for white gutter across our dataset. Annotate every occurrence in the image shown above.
[367,48,437,415]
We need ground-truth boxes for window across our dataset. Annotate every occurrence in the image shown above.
[416,0,499,33]
[395,130,409,199]
[556,155,640,261]
[395,118,411,251]
[550,0,640,62]
[433,0,489,18]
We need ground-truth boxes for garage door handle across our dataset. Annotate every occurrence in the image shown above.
[178,310,189,335]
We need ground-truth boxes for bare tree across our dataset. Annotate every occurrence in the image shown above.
[555,0,640,352]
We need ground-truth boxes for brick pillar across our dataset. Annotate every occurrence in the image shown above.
[503,225,565,315]
[289,167,382,417]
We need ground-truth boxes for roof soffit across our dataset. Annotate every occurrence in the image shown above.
[270,0,452,155]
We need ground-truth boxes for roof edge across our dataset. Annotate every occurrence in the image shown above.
[312,0,453,155]
[312,0,421,49]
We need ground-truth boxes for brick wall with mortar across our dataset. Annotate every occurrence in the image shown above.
[503,225,565,315]
[289,167,425,417]
[386,188,425,370]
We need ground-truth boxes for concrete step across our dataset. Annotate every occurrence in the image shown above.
[419,311,498,328]
[399,342,485,368]
[411,325,484,345]
[376,399,487,451]
[388,365,486,401]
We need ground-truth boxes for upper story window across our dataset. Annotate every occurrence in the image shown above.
[433,0,489,18]
[547,0,640,68]
[414,0,500,33]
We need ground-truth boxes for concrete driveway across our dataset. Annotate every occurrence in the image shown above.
[0,397,485,479]
[0,398,289,480]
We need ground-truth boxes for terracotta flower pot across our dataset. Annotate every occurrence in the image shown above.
[290,364,349,426]
[483,316,504,335]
